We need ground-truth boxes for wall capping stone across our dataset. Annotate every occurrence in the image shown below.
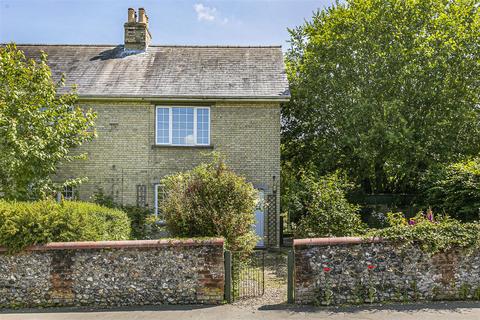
[293,236,384,247]
[0,238,224,253]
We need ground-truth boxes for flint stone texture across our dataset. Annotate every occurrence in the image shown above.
[0,239,224,308]
[294,237,480,305]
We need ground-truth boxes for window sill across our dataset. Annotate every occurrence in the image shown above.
[151,144,214,150]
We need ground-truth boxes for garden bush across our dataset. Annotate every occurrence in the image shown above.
[368,210,480,254]
[0,200,130,253]
[421,158,480,222]
[293,172,366,238]
[161,156,258,253]
[92,188,152,239]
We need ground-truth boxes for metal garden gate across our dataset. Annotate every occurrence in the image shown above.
[227,251,265,301]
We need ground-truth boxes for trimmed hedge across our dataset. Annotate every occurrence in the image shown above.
[0,200,131,253]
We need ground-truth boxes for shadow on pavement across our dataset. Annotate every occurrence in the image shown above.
[0,304,219,314]
[258,301,480,313]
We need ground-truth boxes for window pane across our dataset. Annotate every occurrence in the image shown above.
[156,108,170,144]
[62,186,75,200]
[196,108,210,145]
[172,108,194,145]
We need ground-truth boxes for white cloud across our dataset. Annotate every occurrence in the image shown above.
[193,3,231,25]
[194,3,217,22]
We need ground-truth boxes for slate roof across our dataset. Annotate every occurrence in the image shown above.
[17,44,290,100]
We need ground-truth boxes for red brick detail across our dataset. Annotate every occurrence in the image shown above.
[0,238,224,252]
[432,249,460,285]
[293,237,384,247]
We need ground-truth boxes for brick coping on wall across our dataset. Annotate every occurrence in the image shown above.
[0,238,224,253]
[293,236,384,247]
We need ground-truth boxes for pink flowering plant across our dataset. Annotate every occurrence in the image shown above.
[368,210,480,254]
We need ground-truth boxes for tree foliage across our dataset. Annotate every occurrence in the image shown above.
[421,158,480,221]
[161,155,258,253]
[283,0,480,194]
[293,171,365,238]
[0,44,96,200]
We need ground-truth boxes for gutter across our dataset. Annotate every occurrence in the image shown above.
[76,95,291,103]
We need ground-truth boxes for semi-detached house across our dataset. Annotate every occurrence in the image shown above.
[18,8,290,247]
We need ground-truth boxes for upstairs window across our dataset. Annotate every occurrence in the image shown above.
[156,106,210,146]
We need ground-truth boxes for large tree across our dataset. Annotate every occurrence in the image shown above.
[0,44,96,200]
[283,0,480,194]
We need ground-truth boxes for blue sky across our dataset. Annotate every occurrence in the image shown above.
[0,0,334,48]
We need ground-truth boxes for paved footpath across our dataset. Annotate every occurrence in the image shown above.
[1,302,479,320]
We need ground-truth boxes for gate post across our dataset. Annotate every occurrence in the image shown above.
[224,251,232,303]
[287,250,295,304]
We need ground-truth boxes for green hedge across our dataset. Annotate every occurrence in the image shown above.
[368,211,480,254]
[0,200,131,253]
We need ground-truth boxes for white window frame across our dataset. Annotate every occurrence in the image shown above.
[155,106,211,146]
[154,183,165,220]
[62,185,75,201]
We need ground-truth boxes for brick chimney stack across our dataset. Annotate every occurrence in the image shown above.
[124,8,151,51]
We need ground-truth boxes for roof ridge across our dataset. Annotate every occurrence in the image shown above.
[10,43,282,48]
[5,44,117,47]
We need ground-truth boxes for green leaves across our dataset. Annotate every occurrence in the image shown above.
[0,200,131,253]
[369,211,480,254]
[0,44,96,200]
[283,0,480,193]
[161,155,258,253]
[292,171,366,238]
[421,157,480,221]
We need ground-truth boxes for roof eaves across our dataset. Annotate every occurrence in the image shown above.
[11,43,283,49]
[77,94,291,102]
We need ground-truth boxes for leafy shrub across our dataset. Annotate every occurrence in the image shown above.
[91,187,117,208]
[293,172,365,238]
[369,210,480,253]
[143,215,167,239]
[421,158,480,222]
[281,163,314,225]
[0,200,130,253]
[161,156,258,253]
[92,188,151,239]
[122,205,152,239]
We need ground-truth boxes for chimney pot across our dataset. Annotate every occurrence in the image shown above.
[127,8,136,23]
[138,8,147,24]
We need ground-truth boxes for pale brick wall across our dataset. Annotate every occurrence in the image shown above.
[56,100,281,247]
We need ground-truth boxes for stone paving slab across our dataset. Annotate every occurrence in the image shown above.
[1,302,480,320]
